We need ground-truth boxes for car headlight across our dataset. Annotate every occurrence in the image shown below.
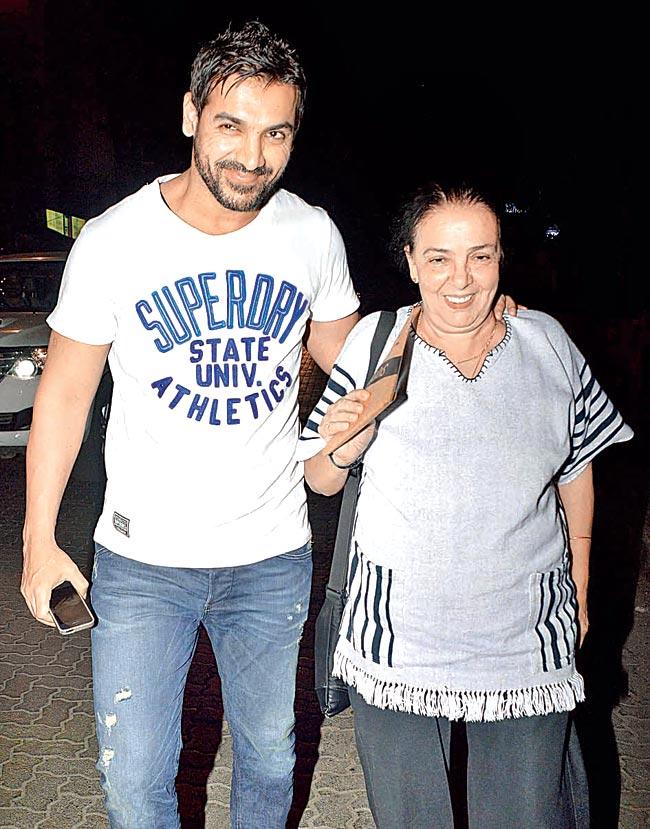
[8,347,48,378]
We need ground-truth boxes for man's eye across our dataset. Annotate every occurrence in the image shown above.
[220,123,237,132]
[268,130,286,140]
[428,257,446,265]
[473,254,493,263]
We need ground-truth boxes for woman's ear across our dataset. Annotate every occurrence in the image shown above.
[404,246,418,284]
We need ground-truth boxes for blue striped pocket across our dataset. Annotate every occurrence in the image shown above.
[343,543,396,667]
[530,565,578,673]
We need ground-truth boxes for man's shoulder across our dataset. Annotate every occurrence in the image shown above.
[272,189,332,228]
[81,178,160,239]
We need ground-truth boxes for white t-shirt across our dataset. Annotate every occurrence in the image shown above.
[48,177,359,567]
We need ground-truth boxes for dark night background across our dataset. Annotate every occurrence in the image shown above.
[0,3,644,315]
[2,3,646,422]
[1,4,647,827]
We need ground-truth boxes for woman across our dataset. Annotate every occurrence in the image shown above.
[298,184,632,828]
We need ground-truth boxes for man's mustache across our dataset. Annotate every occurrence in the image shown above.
[215,160,272,178]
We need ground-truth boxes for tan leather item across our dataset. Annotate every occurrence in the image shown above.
[325,306,418,453]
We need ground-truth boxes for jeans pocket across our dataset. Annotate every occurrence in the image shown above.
[277,542,312,561]
[529,565,578,673]
[92,543,113,581]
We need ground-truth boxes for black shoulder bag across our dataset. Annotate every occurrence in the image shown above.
[314,310,397,717]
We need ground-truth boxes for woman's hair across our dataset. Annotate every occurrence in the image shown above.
[391,183,502,266]
[190,21,307,128]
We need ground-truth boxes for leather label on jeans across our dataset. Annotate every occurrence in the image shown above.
[113,511,130,537]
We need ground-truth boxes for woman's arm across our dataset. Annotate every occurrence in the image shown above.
[558,462,594,646]
[304,389,375,496]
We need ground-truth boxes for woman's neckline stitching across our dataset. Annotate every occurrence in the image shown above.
[410,309,512,383]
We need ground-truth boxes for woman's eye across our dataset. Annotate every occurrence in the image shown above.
[428,257,446,265]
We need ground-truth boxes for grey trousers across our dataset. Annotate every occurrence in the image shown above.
[349,687,589,829]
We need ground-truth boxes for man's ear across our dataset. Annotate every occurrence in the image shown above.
[182,92,199,138]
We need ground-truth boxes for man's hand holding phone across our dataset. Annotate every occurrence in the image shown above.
[21,540,90,629]
[48,580,95,634]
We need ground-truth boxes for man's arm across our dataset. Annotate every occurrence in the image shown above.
[558,463,594,646]
[22,332,111,625]
[304,311,359,374]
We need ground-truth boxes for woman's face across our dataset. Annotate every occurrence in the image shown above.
[405,203,501,334]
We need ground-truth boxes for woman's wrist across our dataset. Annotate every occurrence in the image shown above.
[328,450,362,470]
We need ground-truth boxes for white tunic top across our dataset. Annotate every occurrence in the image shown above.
[299,307,633,721]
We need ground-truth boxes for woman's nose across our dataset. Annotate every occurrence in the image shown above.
[448,260,473,289]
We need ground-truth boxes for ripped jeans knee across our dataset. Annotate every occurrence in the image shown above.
[93,681,183,828]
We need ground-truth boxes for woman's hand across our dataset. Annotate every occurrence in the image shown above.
[305,390,375,496]
[319,389,375,466]
[577,593,589,647]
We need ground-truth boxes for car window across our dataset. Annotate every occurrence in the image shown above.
[0,260,65,312]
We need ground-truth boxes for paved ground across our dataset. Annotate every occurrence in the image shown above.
[1,355,648,828]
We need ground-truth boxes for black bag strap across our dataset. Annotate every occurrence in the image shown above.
[326,310,397,596]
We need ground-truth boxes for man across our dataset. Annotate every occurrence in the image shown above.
[21,22,359,828]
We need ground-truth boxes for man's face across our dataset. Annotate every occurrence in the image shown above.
[183,76,297,213]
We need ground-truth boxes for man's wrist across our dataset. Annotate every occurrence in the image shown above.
[22,525,56,550]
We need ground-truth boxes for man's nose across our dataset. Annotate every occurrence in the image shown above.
[236,133,265,172]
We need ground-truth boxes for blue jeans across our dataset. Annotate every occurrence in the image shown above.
[90,542,312,829]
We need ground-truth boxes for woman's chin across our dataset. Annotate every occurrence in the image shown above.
[421,305,494,334]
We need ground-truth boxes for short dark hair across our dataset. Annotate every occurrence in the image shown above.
[190,21,306,128]
[391,183,502,267]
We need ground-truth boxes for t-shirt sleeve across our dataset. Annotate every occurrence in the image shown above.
[296,312,381,461]
[557,338,633,485]
[309,214,359,322]
[46,222,116,345]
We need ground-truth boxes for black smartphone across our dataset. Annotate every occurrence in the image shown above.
[49,581,95,634]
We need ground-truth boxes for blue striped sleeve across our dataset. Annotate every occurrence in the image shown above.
[297,362,360,459]
[557,349,633,485]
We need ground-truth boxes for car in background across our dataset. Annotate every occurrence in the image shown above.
[0,251,111,465]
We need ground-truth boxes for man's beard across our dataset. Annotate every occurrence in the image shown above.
[194,143,283,213]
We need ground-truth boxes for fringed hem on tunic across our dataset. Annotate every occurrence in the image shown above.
[333,651,585,722]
